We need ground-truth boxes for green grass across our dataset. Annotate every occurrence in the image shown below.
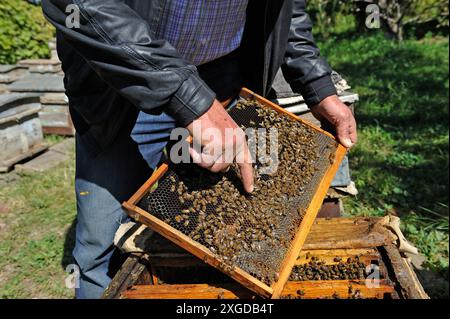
[0,140,76,299]
[318,32,449,295]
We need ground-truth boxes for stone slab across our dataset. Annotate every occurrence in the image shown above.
[40,93,68,105]
[0,65,22,74]
[0,93,41,109]
[7,74,65,93]
[49,137,75,155]
[15,150,69,174]
[0,66,28,84]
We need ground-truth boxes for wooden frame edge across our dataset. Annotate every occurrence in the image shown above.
[122,202,274,298]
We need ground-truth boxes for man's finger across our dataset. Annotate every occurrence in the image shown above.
[237,161,254,193]
[349,116,358,145]
[236,145,254,193]
[209,153,230,173]
[335,117,354,148]
[188,146,214,169]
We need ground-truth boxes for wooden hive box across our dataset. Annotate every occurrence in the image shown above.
[39,93,75,136]
[0,93,48,172]
[104,217,429,300]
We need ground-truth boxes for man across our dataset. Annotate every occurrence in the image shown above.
[42,0,357,299]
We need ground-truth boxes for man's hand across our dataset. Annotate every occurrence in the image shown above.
[186,99,254,193]
[311,95,358,148]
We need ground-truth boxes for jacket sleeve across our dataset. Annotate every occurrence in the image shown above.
[41,0,216,127]
[281,0,337,107]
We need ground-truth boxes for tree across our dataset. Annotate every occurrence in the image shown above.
[355,0,449,41]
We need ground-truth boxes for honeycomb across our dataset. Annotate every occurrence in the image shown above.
[138,98,338,286]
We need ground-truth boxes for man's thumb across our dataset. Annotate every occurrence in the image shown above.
[336,121,353,148]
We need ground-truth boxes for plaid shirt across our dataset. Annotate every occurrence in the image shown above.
[155,0,249,66]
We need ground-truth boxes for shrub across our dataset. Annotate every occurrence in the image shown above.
[0,0,54,64]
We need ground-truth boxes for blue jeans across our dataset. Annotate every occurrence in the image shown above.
[74,111,176,299]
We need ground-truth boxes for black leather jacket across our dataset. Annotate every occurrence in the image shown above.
[42,0,336,151]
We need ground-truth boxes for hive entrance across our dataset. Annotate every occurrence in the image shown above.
[137,96,339,288]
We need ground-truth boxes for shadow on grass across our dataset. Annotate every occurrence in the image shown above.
[322,35,449,214]
[62,219,76,269]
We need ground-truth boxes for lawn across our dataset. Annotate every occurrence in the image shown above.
[0,32,448,298]
[319,33,449,297]
[0,137,76,299]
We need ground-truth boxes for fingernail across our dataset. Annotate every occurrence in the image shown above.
[343,138,353,148]
[249,185,254,193]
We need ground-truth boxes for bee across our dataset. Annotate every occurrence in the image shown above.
[329,152,335,165]
[175,215,185,223]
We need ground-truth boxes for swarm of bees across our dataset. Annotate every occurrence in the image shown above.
[289,256,368,281]
[143,99,338,285]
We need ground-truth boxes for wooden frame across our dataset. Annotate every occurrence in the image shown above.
[123,88,347,299]
[121,280,394,300]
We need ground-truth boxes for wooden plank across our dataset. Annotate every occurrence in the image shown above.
[123,203,274,298]
[102,254,148,299]
[296,248,380,266]
[145,248,381,269]
[8,74,64,93]
[42,126,75,136]
[382,245,429,299]
[121,280,394,300]
[39,93,68,105]
[0,66,27,84]
[15,150,70,174]
[303,217,396,249]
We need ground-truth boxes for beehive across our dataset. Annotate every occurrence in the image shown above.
[0,93,48,172]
